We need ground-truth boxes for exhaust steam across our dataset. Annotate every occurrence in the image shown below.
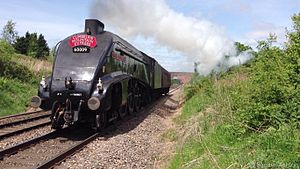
[90,0,252,74]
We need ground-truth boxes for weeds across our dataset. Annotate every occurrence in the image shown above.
[161,129,178,142]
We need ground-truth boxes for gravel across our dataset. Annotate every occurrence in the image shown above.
[0,125,53,150]
[57,87,184,169]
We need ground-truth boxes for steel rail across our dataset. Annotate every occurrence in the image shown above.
[0,113,50,129]
[169,85,182,94]
[0,110,44,121]
[36,132,100,169]
[0,130,60,159]
[0,121,51,140]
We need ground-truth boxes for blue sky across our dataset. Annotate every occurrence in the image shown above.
[0,0,299,72]
[0,0,93,45]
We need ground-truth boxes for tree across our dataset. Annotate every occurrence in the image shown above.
[27,33,39,58]
[14,31,50,58]
[287,13,300,47]
[36,34,50,58]
[1,20,18,44]
[234,42,252,55]
[256,33,277,51]
[14,31,31,55]
[13,36,27,54]
[285,13,300,89]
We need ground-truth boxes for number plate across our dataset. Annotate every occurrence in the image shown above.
[73,46,90,53]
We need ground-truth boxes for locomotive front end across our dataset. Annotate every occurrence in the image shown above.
[31,19,111,129]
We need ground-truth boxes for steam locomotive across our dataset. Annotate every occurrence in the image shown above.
[31,19,171,130]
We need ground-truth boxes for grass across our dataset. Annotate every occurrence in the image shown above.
[170,124,300,167]
[12,54,52,74]
[176,93,214,124]
[161,128,178,142]
[0,77,37,116]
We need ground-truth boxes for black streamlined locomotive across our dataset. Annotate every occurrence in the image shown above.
[31,19,171,130]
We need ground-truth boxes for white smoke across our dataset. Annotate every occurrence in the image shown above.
[90,0,252,74]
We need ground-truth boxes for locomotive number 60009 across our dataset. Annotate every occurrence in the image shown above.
[31,19,171,131]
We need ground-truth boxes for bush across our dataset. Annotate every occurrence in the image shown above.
[0,40,14,58]
[0,40,35,82]
[0,40,40,116]
[184,74,213,100]
[234,39,300,131]
[0,55,34,82]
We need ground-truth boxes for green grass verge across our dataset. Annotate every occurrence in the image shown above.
[170,123,300,168]
[161,128,178,142]
[168,66,300,168]
[0,77,37,116]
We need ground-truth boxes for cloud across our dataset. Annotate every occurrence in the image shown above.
[221,0,252,13]
[246,21,286,44]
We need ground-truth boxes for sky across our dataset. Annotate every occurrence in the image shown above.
[0,0,299,72]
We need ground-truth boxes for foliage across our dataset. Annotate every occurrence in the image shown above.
[0,40,43,116]
[13,32,30,55]
[0,41,34,82]
[235,16,300,131]
[169,13,300,168]
[235,41,252,55]
[1,20,18,44]
[0,40,15,57]
[184,74,213,100]
[36,34,50,58]
[27,33,39,58]
[0,77,37,116]
[14,31,50,58]
[171,78,181,86]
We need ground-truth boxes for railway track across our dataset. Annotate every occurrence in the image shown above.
[0,127,99,169]
[0,110,50,127]
[0,111,51,140]
[169,84,182,94]
[0,110,44,123]
[0,86,182,168]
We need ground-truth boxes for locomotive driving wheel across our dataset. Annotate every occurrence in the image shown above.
[127,92,135,114]
[134,83,142,113]
[119,104,127,119]
[128,80,143,115]
[96,111,107,131]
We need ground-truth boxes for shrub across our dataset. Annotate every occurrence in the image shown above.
[0,40,14,58]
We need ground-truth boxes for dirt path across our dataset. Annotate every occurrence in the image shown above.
[56,87,184,169]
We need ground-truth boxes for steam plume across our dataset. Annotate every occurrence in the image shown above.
[90,0,251,74]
